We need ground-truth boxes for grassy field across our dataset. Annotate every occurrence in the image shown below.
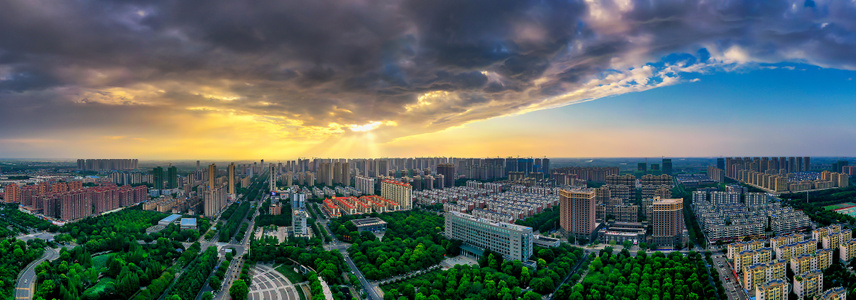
[92,253,114,271]
[82,278,115,298]
[275,264,306,283]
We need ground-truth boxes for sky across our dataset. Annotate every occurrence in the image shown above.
[1,0,856,160]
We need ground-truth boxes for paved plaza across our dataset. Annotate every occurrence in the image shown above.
[248,264,300,300]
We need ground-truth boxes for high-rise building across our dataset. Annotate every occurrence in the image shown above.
[652,197,685,248]
[662,158,673,175]
[437,163,455,188]
[637,163,647,172]
[356,176,375,195]
[152,167,164,190]
[3,183,20,203]
[204,185,227,217]
[559,188,597,241]
[380,179,412,210]
[319,162,334,187]
[208,164,217,190]
[269,164,276,192]
[445,211,533,261]
[77,159,139,171]
[167,165,178,189]
[717,158,725,170]
[228,162,236,195]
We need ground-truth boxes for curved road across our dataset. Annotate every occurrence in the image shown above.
[16,247,59,300]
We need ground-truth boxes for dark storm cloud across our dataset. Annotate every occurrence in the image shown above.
[2,0,856,142]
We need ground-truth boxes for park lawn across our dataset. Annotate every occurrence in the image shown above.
[82,278,115,298]
[92,253,114,271]
[275,264,306,283]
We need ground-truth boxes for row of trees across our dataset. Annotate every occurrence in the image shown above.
[555,250,717,300]
[382,264,538,300]
[167,246,218,300]
[208,256,232,291]
[0,238,46,299]
[381,244,584,300]
[0,203,57,237]
[219,201,251,242]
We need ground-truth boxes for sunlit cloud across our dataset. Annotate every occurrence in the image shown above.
[1,0,856,158]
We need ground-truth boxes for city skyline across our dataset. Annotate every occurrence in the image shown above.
[2,1,856,159]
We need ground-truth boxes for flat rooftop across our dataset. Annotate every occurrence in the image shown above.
[180,218,197,227]
[351,217,387,227]
[159,214,182,224]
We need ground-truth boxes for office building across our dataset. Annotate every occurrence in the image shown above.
[153,167,164,190]
[662,158,672,175]
[380,179,412,210]
[351,217,388,233]
[559,188,597,241]
[652,197,685,248]
[445,211,533,261]
[293,209,309,237]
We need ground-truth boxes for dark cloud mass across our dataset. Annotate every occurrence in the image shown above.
[2,0,856,142]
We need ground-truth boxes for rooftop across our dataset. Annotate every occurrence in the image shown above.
[351,217,388,227]
[180,218,197,227]
[159,214,182,224]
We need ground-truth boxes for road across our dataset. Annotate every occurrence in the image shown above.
[711,254,749,300]
[344,255,381,300]
[212,193,264,300]
[15,247,59,300]
[316,210,380,300]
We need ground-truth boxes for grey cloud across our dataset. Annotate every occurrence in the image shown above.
[1,0,856,143]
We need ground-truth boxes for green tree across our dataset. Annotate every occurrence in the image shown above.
[230,279,249,300]
[523,291,541,300]
[520,267,531,287]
